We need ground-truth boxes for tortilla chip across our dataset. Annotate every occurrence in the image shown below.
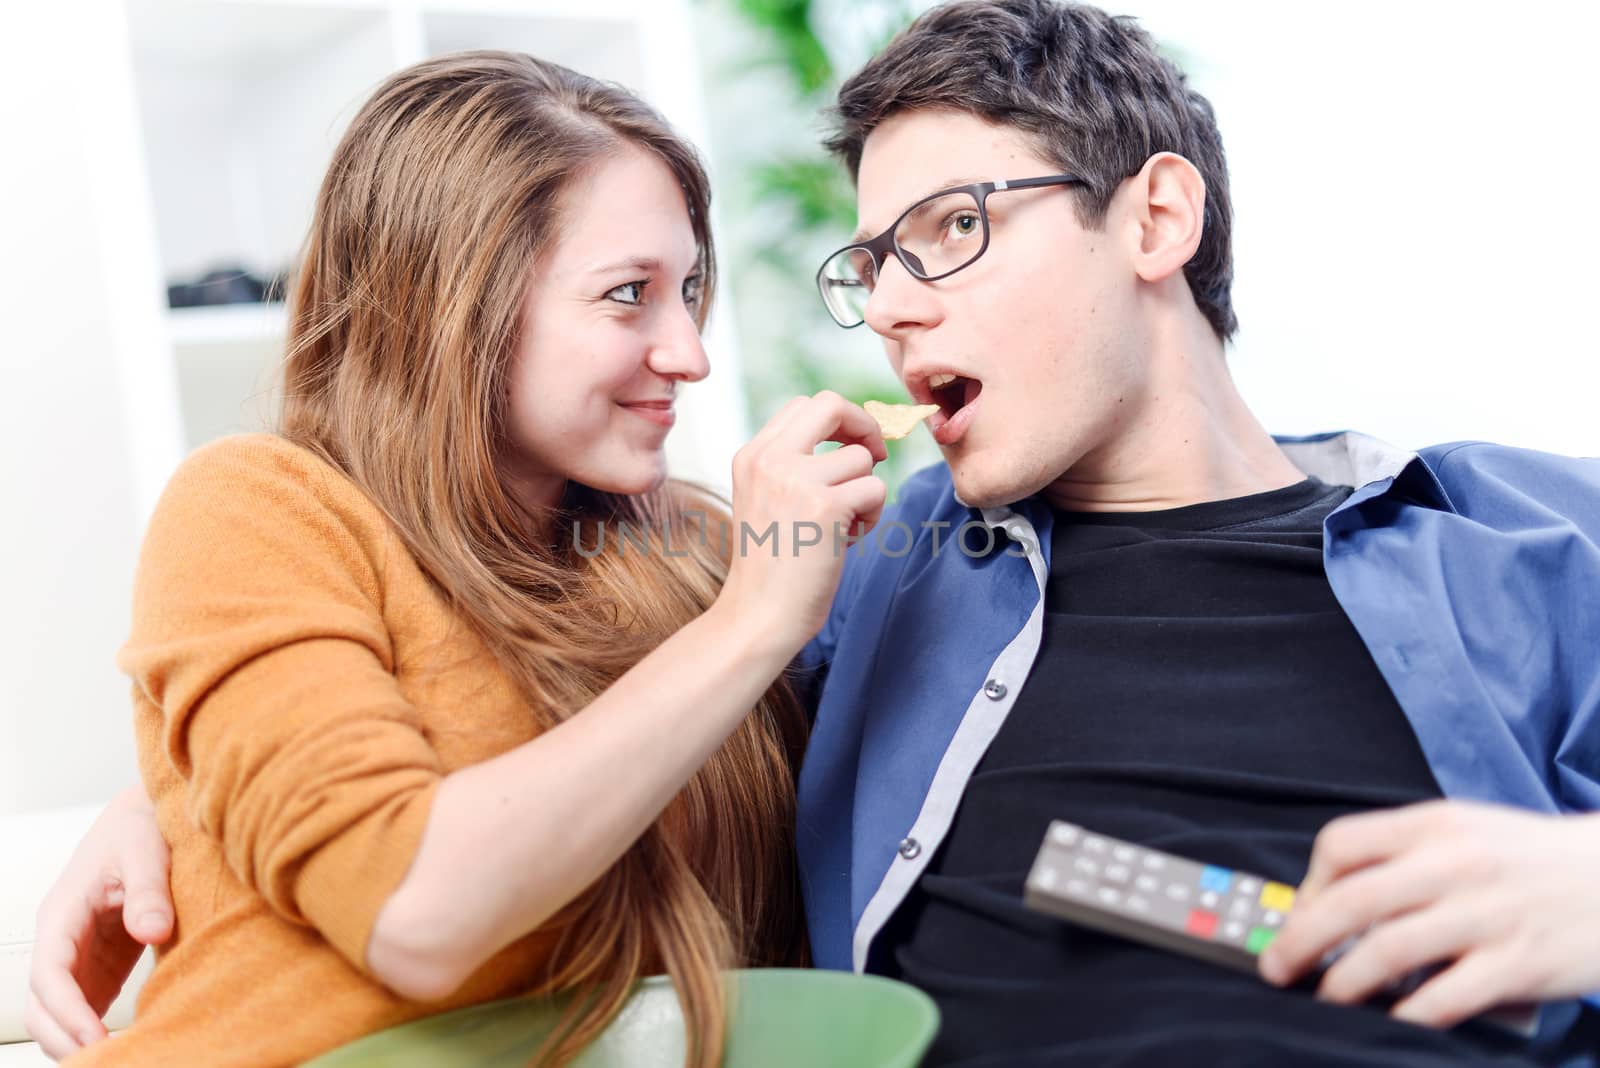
[864,400,940,441]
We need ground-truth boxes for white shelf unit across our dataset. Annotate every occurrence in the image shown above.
[125,0,747,488]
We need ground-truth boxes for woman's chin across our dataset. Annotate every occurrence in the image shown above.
[587,458,668,497]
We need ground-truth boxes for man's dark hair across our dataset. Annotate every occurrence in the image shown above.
[827,0,1238,341]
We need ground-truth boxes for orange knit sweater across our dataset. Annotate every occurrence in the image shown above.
[68,434,562,1067]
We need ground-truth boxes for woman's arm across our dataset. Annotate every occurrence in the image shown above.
[367,599,796,998]
[368,391,888,998]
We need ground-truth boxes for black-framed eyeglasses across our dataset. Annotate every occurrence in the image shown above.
[815,174,1086,328]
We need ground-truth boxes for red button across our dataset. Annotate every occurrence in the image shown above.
[1186,909,1219,938]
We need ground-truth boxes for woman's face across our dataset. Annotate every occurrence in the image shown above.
[502,145,711,510]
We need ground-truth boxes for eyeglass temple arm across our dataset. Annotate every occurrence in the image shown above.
[992,174,1083,192]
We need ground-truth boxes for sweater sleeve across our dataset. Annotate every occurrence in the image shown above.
[118,434,445,973]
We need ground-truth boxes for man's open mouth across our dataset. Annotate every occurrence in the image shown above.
[917,371,984,444]
[926,372,982,420]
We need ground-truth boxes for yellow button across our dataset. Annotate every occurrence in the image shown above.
[1259,882,1296,912]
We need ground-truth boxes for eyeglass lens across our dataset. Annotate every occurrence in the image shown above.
[819,189,986,326]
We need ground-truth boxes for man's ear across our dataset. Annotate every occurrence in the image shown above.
[1126,152,1206,284]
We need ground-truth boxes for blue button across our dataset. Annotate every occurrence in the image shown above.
[1199,866,1234,894]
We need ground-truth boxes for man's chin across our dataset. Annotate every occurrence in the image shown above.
[949,469,1028,511]
[948,451,1059,512]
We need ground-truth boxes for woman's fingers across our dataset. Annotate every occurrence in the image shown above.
[831,475,889,532]
[27,892,110,1053]
[117,812,174,946]
[23,988,87,1060]
[25,786,172,1053]
[778,391,887,462]
[810,444,878,486]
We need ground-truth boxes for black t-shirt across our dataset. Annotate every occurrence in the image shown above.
[873,478,1593,1067]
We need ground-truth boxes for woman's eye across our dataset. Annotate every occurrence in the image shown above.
[682,275,705,307]
[605,281,647,305]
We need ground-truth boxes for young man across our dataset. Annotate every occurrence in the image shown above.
[796,1,1600,1064]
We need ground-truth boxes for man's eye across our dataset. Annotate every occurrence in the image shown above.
[943,212,980,241]
[605,281,647,305]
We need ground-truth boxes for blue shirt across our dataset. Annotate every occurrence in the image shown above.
[796,431,1600,1028]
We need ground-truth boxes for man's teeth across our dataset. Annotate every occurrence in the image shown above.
[927,372,958,389]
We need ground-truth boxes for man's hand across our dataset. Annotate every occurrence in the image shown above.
[1259,799,1600,1028]
[24,786,172,1059]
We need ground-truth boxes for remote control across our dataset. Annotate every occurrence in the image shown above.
[1024,820,1538,1037]
[1024,819,1293,973]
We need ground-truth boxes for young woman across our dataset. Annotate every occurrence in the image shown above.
[27,50,887,1067]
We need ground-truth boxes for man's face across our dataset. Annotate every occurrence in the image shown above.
[855,109,1147,509]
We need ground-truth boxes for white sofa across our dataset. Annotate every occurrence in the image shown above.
[1,805,153,1067]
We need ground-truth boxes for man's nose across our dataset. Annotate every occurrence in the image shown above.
[863,252,938,339]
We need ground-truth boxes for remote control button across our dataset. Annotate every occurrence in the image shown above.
[1200,891,1221,909]
[1066,879,1092,897]
[1084,836,1108,853]
[1165,884,1190,902]
[1050,823,1081,847]
[1034,865,1059,889]
[1142,854,1166,871]
[1263,910,1283,928]
[1135,874,1159,893]
[1074,857,1100,877]
[1228,898,1251,919]
[1222,919,1247,942]
[1185,909,1219,938]
[1097,887,1121,907]
[1127,895,1149,913]
[1199,866,1235,894]
[1236,876,1262,896]
[1112,845,1135,863]
[1260,882,1296,913]
[1247,926,1278,955]
[1106,864,1131,884]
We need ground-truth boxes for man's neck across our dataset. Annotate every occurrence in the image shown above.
[1043,320,1304,513]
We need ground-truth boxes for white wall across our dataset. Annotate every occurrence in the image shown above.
[5,0,1597,818]
[1112,1,1600,456]
[0,0,739,820]
[0,0,178,816]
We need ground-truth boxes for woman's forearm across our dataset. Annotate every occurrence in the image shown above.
[366,599,798,999]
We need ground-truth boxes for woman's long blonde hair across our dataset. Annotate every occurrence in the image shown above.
[277,51,808,1066]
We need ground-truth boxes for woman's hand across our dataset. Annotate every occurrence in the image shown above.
[716,391,888,654]
[24,785,173,1059]
[1259,800,1600,1028]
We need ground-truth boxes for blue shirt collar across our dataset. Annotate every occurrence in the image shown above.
[965,430,1454,533]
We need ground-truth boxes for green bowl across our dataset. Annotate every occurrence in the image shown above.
[302,968,939,1068]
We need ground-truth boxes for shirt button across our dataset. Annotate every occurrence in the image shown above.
[983,678,1008,700]
[898,837,922,859]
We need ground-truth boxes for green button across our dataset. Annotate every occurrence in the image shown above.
[1246,926,1278,955]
